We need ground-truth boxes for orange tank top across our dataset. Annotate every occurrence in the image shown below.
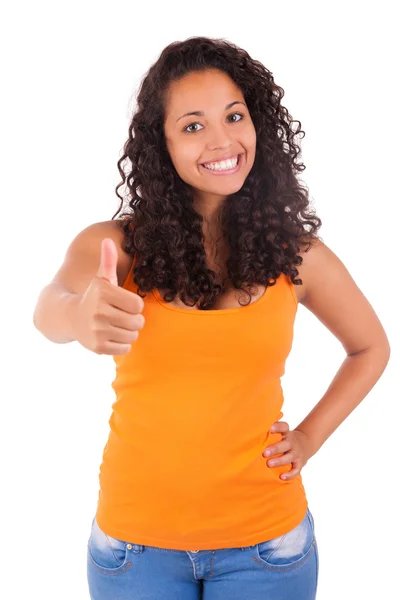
[95,257,308,550]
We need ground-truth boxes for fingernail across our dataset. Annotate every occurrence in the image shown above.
[264,450,271,456]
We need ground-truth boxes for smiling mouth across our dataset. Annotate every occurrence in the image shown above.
[200,154,243,174]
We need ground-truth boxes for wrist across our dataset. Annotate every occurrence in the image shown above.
[294,427,320,459]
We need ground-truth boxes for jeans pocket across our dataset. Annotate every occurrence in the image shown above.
[87,517,133,576]
[255,507,315,572]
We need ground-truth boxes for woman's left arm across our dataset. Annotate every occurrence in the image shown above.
[293,239,391,458]
[264,240,391,476]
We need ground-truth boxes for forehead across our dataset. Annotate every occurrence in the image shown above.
[164,69,244,119]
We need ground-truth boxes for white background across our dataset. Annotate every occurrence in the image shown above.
[1,1,399,598]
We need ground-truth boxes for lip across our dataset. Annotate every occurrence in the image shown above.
[200,153,243,176]
[201,153,241,165]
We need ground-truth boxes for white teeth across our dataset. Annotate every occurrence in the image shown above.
[203,156,239,171]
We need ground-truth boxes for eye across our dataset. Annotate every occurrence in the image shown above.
[183,111,245,134]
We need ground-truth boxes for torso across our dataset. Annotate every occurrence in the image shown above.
[110,220,307,308]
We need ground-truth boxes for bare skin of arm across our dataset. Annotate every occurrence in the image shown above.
[32,220,141,349]
[288,239,391,458]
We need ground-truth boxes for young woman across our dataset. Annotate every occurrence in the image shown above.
[33,36,390,600]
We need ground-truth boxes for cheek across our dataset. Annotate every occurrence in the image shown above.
[165,135,195,172]
[172,147,199,176]
[244,129,257,166]
[244,126,257,151]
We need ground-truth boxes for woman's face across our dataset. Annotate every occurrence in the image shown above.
[163,68,257,210]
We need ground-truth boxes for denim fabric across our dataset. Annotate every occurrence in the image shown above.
[87,506,319,599]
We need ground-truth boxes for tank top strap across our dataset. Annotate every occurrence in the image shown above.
[121,253,138,290]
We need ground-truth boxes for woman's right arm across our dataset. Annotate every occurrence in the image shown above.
[32,221,144,352]
[33,282,83,344]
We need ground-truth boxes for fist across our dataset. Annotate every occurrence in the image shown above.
[73,238,145,355]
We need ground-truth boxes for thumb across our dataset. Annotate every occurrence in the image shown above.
[97,238,119,286]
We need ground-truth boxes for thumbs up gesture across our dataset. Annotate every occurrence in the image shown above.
[73,238,145,355]
[97,237,120,287]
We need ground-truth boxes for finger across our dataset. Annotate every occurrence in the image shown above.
[100,306,145,330]
[97,238,119,286]
[95,341,133,356]
[263,440,291,457]
[106,324,142,344]
[280,465,301,480]
[267,452,295,468]
[270,421,290,433]
[280,459,302,480]
[108,288,145,315]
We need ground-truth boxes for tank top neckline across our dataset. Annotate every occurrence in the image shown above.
[151,273,287,315]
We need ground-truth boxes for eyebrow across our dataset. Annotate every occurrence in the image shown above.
[176,101,246,122]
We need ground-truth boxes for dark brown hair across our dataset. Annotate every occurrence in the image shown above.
[112,36,323,310]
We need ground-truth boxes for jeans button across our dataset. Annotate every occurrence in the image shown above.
[191,550,199,553]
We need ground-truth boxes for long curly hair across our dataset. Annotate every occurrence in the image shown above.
[112,36,323,310]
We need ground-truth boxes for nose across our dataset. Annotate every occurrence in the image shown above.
[205,124,234,151]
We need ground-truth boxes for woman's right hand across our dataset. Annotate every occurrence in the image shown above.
[72,238,145,355]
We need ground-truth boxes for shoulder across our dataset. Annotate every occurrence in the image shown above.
[295,238,390,354]
[295,237,355,306]
[295,238,327,299]
[287,238,321,304]
[295,237,351,303]
[78,218,133,287]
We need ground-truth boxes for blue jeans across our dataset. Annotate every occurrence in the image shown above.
[87,506,319,599]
